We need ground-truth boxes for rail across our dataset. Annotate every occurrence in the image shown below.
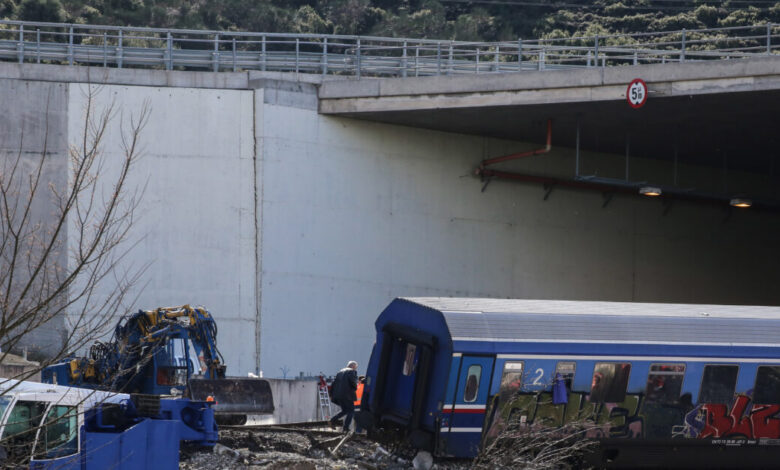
[0,20,777,78]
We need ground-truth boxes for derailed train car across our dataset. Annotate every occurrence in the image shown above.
[357,298,780,468]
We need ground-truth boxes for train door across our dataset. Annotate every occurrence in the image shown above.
[386,340,419,419]
[370,327,435,433]
[442,355,494,457]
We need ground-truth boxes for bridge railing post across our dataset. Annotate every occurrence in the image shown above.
[448,43,453,75]
[517,38,522,71]
[36,28,40,64]
[261,35,266,71]
[415,44,419,77]
[322,37,328,75]
[768,23,773,54]
[401,40,407,78]
[295,38,299,73]
[103,32,107,67]
[17,24,24,64]
[68,26,74,65]
[356,38,361,79]
[212,33,219,72]
[436,42,441,75]
[117,29,123,69]
[594,34,599,67]
[232,37,237,72]
[680,28,686,62]
[166,32,173,71]
[494,44,500,72]
[475,47,480,73]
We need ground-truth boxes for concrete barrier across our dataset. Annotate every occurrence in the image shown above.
[248,378,321,424]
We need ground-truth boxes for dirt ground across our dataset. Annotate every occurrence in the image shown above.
[179,427,472,470]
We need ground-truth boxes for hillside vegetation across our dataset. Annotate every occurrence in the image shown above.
[3,0,780,40]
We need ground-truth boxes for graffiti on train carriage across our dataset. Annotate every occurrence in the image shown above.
[672,364,780,439]
[674,394,780,439]
[485,389,649,443]
[481,360,780,444]
[484,364,653,444]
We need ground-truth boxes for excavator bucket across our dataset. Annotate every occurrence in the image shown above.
[189,377,274,424]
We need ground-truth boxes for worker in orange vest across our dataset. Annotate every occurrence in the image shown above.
[354,378,365,407]
[354,376,366,433]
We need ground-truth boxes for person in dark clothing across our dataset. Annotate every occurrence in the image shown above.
[329,361,358,432]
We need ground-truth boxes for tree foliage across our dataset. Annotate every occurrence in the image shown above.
[15,0,66,22]
[1,0,779,40]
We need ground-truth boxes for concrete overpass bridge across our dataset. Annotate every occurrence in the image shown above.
[2,19,777,203]
[1,21,779,377]
[319,56,780,207]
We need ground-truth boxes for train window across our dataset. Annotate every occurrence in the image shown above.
[698,365,738,404]
[463,365,482,403]
[645,364,686,404]
[402,344,416,376]
[555,362,576,390]
[754,366,780,404]
[498,361,524,403]
[589,363,631,403]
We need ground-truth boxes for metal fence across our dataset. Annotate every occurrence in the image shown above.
[0,20,777,78]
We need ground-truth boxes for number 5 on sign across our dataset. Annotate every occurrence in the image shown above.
[627,78,648,109]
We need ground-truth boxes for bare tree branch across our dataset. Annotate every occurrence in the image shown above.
[0,81,149,404]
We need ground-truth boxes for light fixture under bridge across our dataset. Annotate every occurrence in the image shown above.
[730,197,752,208]
[639,186,662,197]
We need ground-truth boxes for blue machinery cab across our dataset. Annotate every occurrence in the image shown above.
[359,298,780,467]
[0,380,216,469]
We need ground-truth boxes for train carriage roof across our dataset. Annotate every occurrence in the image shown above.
[395,298,780,346]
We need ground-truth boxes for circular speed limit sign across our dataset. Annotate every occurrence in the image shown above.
[626,78,648,109]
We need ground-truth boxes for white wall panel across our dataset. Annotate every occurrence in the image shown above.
[66,84,258,375]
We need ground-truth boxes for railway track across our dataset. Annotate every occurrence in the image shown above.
[221,420,355,437]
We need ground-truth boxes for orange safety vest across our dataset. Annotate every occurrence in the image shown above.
[354,382,364,407]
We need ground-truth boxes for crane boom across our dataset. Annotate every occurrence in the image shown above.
[42,305,272,424]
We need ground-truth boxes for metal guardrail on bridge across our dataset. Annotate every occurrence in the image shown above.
[0,20,777,78]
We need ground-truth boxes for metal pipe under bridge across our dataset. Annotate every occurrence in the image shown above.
[0,20,778,78]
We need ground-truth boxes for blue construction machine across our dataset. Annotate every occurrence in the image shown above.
[42,305,273,425]
[0,379,217,469]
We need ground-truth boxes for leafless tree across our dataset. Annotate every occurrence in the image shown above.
[0,82,151,466]
[474,393,598,470]
[0,82,150,384]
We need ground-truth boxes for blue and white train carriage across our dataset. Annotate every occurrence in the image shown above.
[358,298,780,467]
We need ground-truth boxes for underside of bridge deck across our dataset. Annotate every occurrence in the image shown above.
[319,57,780,204]
[331,89,780,175]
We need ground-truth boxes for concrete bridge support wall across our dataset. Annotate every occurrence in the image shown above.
[0,79,69,358]
[65,83,259,375]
